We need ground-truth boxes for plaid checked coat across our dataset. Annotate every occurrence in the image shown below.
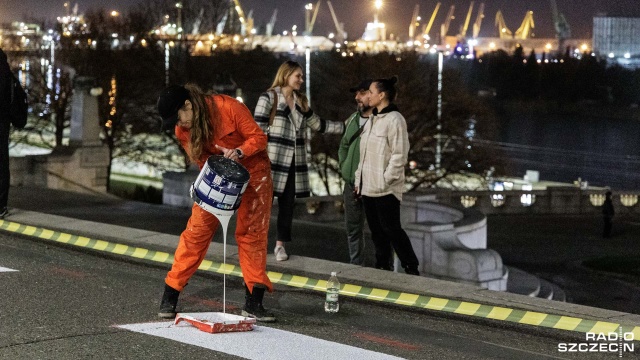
[254,86,344,197]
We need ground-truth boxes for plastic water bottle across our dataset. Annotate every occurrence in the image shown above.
[324,271,340,313]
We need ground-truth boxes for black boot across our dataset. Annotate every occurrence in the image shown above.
[404,265,420,276]
[158,284,180,319]
[241,285,276,322]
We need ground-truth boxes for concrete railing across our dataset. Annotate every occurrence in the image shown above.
[427,187,640,216]
[400,194,505,291]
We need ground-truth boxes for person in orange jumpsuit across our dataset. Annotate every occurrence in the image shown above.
[156,83,275,322]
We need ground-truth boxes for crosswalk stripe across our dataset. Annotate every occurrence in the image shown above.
[117,316,403,360]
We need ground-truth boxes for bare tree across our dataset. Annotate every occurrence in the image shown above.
[307,51,503,194]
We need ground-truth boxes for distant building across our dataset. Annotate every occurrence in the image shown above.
[0,22,43,51]
[593,16,640,68]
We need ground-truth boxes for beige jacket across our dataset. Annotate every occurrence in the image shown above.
[354,105,409,201]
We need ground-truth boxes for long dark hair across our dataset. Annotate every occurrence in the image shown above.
[184,83,219,163]
[372,75,399,102]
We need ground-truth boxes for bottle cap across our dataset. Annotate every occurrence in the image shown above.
[331,271,337,276]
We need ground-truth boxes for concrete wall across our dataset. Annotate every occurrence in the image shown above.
[10,146,109,195]
[9,75,110,195]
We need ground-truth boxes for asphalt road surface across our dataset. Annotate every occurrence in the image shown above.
[1,232,617,360]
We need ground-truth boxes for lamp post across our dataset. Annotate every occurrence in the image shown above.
[305,47,313,162]
[175,2,183,40]
[305,47,312,109]
[305,3,313,35]
[435,50,443,172]
[374,0,382,22]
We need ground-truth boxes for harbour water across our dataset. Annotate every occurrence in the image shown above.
[497,105,640,190]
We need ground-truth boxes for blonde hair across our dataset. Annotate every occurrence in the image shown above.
[184,83,219,163]
[269,60,309,110]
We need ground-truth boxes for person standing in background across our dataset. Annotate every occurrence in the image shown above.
[354,76,419,275]
[0,49,11,219]
[0,49,27,218]
[254,60,344,261]
[338,79,373,265]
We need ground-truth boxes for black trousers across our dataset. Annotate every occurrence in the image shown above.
[276,158,296,242]
[0,121,9,210]
[603,216,613,238]
[362,194,419,270]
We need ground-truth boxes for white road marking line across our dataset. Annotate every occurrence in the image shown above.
[117,314,404,360]
[0,266,18,272]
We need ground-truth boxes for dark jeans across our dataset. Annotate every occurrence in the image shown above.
[343,182,365,265]
[276,158,296,242]
[0,122,9,210]
[362,194,418,270]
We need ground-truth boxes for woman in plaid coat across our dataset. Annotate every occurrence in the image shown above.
[254,60,344,261]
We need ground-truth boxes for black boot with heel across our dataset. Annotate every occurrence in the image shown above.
[158,284,180,319]
[241,284,276,322]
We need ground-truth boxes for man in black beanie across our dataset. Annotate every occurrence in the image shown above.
[338,79,373,265]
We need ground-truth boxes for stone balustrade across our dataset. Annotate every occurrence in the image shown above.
[427,187,640,216]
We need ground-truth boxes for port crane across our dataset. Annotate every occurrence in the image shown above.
[458,1,474,39]
[439,5,455,43]
[305,1,321,35]
[409,4,420,39]
[495,10,512,39]
[422,2,441,41]
[550,0,571,51]
[232,0,253,36]
[191,8,204,35]
[327,1,347,43]
[472,2,484,38]
[514,11,534,39]
[215,11,228,36]
[265,9,278,37]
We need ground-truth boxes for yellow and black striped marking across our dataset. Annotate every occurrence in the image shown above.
[2,219,639,337]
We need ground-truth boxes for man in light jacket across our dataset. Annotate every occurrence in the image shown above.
[354,76,419,275]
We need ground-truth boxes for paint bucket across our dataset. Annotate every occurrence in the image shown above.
[190,155,250,216]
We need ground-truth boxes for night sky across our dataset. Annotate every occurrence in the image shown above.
[2,0,640,39]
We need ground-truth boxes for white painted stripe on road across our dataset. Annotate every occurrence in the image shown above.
[0,266,18,272]
[117,316,404,360]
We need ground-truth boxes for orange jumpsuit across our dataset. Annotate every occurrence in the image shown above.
[165,94,273,294]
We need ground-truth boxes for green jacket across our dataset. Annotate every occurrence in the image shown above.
[338,111,365,185]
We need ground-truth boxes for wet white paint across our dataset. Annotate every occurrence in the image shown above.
[117,317,404,360]
[0,266,18,272]
[214,213,232,316]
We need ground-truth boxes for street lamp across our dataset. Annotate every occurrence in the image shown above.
[435,51,443,172]
[374,0,382,22]
[175,2,183,40]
